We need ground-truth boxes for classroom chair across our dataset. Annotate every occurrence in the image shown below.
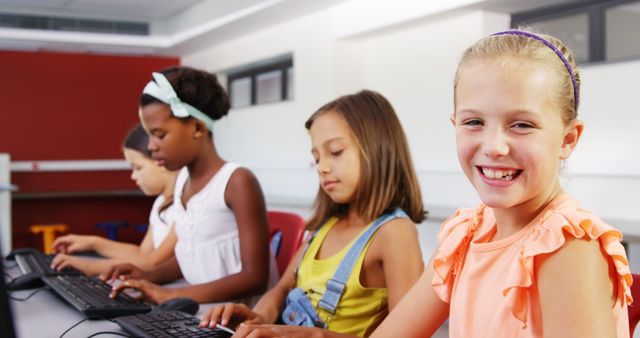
[267,211,305,276]
[29,223,68,254]
[630,273,640,337]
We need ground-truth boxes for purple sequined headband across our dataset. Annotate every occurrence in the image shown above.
[492,30,579,117]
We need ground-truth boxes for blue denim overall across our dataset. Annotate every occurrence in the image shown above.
[281,208,408,328]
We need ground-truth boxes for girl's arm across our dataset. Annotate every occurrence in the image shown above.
[199,239,304,328]
[167,168,271,303]
[114,225,177,269]
[370,254,449,338]
[89,235,147,258]
[536,237,617,338]
[373,218,424,309]
[58,227,178,275]
[52,234,139,257]
[228,244,446,338]
[250,239,303,322]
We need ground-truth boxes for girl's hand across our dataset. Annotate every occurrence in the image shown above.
[109,279,170,304]
[100,263,146,282]
[52,234,95,254]
[231,323,324,338]
[199,303,265,329]
[50,253,94,275]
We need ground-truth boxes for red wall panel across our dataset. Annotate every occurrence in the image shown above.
[0,50,179,160]
[0,50,179,248]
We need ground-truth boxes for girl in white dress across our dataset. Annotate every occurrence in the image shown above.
[51,123,179,276]
[104,66,277,306]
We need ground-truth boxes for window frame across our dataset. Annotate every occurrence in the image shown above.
[227,57,293,108]
[511,0,640,63]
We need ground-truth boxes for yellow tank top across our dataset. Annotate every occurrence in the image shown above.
[296,217,388,337]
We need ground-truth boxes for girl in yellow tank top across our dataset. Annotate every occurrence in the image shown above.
[200,90,426,337]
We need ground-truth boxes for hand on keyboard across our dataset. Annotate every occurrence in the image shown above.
[50,253,96,275]
[52,234,97,254]
[200,303,266,330]
[109,278,171,304]
[101,262,147,282]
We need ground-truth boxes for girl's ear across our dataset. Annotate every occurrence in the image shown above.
[560,120,584,159]
[193,120,207,139]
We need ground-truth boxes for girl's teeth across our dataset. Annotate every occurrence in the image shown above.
[482,168,517,181]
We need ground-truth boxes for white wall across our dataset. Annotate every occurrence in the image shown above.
[0,154,11,256]
[183,9,338,209]
[182,4,640,266]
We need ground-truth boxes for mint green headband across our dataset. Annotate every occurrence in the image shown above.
[142,72,215,131]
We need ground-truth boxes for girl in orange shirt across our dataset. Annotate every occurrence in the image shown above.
[371,29,632,338]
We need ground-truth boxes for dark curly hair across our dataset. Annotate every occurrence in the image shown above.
[139,66,230,122]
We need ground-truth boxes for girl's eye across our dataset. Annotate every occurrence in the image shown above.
[330,150,344,157]
[512,122,534,129]
[462,119,483,126]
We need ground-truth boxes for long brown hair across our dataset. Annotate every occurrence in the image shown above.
[305,90,425,229]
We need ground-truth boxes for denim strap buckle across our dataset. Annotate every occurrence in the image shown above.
[318,278,346,314]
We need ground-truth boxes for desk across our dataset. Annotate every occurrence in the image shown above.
[7,266,218,338]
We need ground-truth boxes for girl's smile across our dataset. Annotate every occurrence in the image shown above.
[454,58,578,216]
[476,166,523,186]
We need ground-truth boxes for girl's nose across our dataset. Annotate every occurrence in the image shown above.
[482,129,510,158]
[316,158,330,175]
[147,138,159,152]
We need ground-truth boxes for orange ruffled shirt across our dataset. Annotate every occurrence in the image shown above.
[432,194,632,338]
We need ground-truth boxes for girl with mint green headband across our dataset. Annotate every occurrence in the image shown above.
[103,66,279,307]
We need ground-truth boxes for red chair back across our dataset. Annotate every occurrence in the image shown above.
[267,211,306,277]
[630,273,640,337]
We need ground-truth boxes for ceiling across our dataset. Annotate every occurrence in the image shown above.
[0,0,601,57]
[0,0,204,21]
[0,0,352,56]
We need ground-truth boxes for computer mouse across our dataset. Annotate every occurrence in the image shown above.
[6,272,44,291]
[158,297,199,315]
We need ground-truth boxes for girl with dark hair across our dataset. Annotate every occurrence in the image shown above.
[103,66,278,306]
[199,90,425,337]
[51,123,179,276]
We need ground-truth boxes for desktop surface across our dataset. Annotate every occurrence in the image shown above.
[6,263,225,338]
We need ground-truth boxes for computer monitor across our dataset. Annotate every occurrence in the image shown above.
[0,241,17,338]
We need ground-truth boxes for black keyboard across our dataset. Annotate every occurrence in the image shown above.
[14,251,81,276]
[41,275,151,318]
[115,310,233,338]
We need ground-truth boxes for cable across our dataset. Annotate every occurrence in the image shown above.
[8,286,49,301]
[58,317,90,338]
[86,332,134,338]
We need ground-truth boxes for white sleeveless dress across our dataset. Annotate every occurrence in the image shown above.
[149,195,177,249]
[173,163,278,293]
